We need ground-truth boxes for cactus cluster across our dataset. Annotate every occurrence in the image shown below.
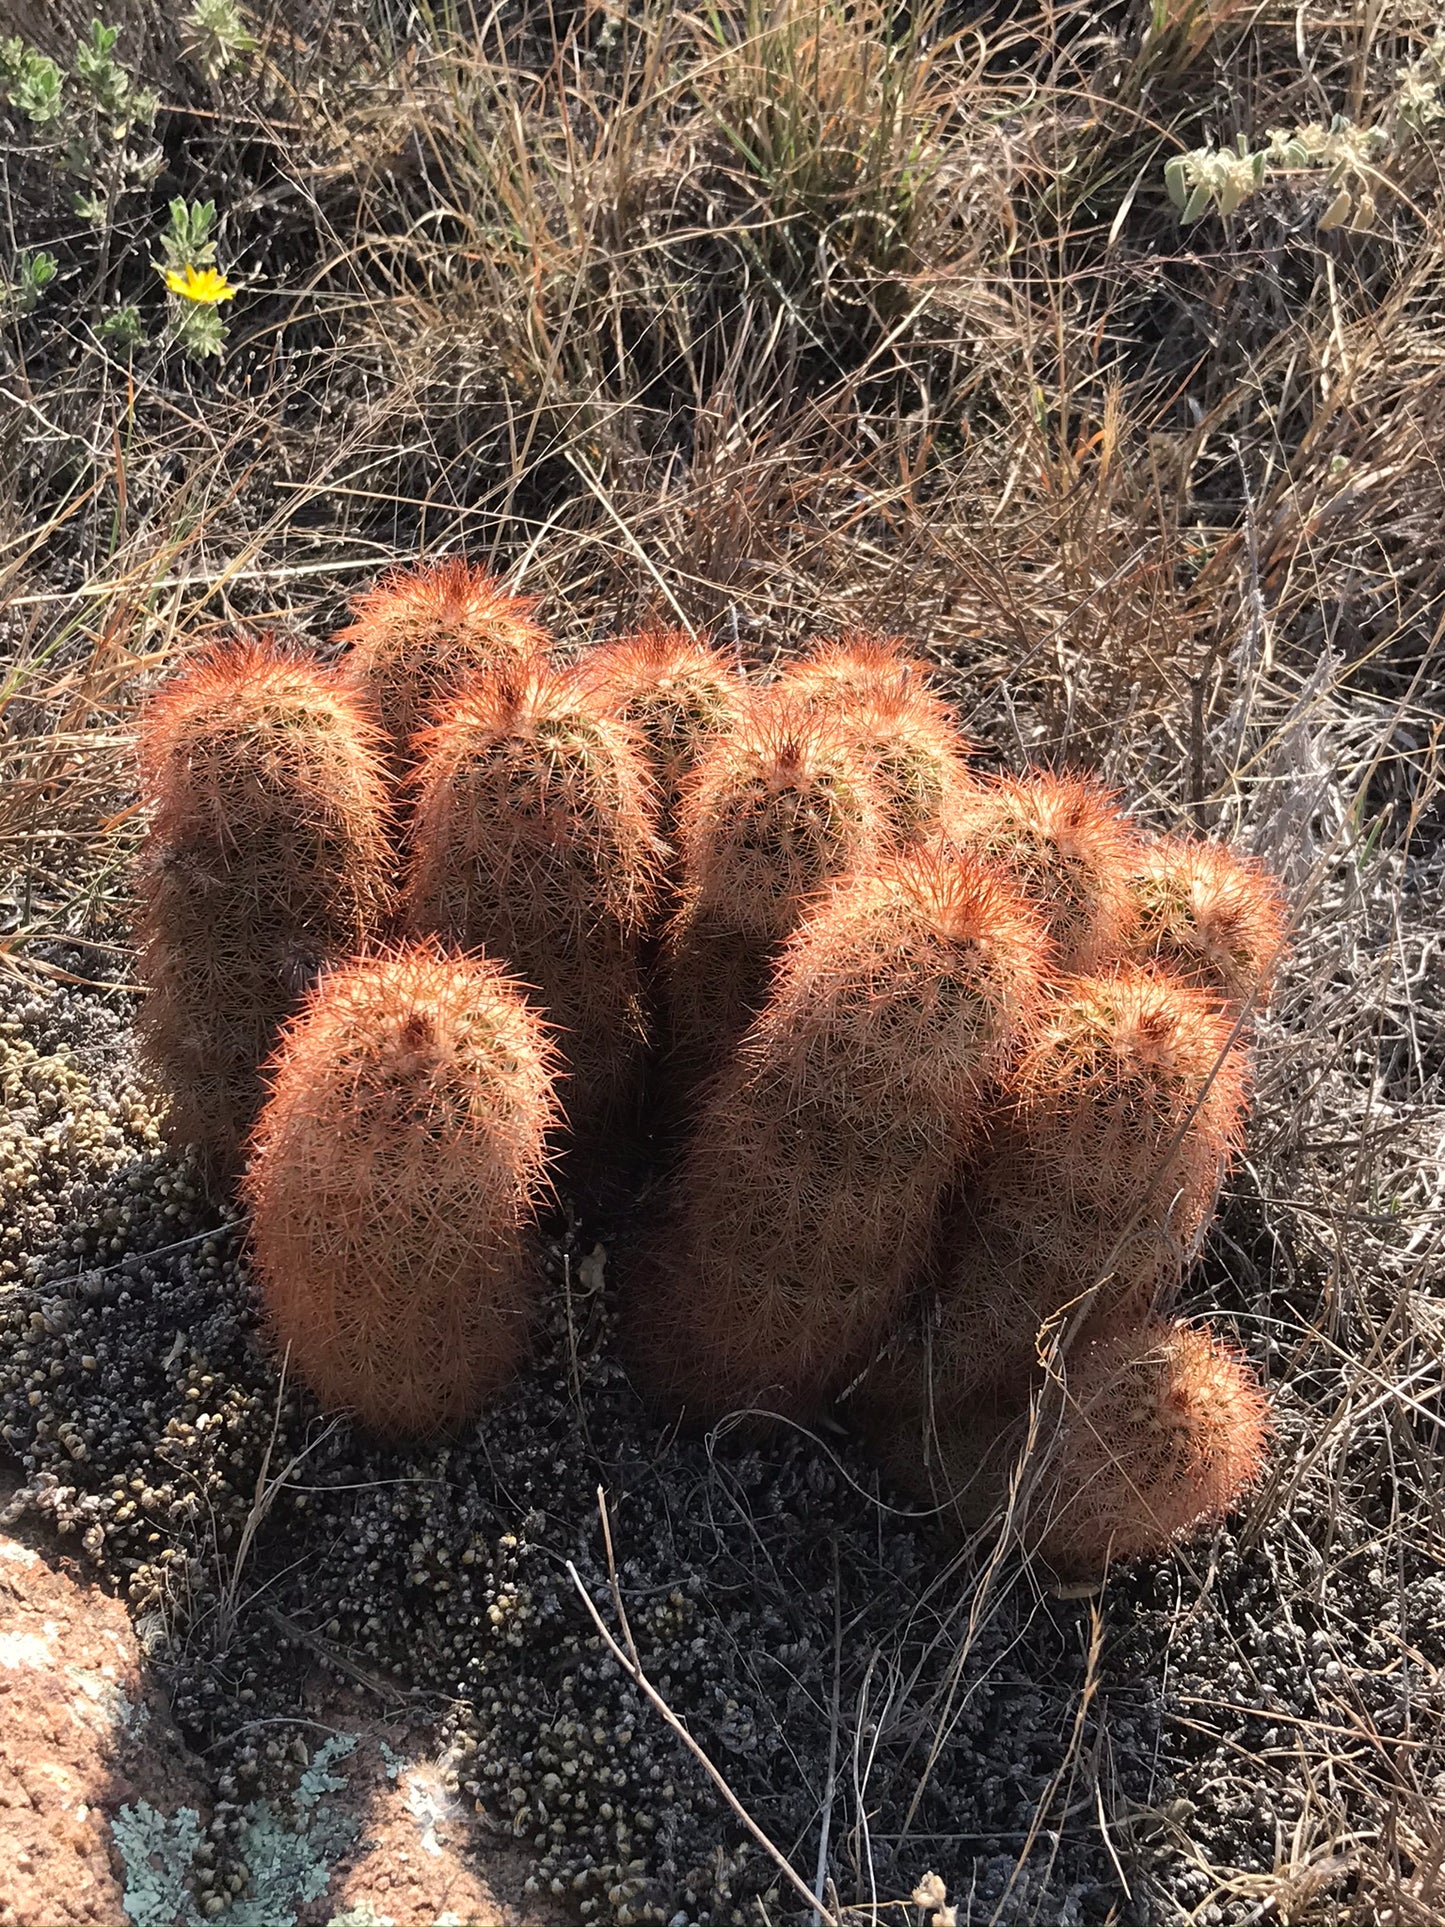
[941,967,1252,1387]
[134,560,1287,1575]
[627,850,1047,1418]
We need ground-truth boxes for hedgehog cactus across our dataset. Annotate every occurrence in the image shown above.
[136,637,393,1186]
[335,557,547,772]
[665,689,884,1082]
[628,848,1049,1420]
[859,1312,1270,1572]
[243,945,558,1440]
[404,661,665,1142]
[1129,836,1287,1016]
[1037,1316,1271,1572]
[576,628,745,835]
[939,967,1250,1383]
[843,688,972,840]
[779,633,971,839]
[939,770,1138,971]
[780,631,936,711]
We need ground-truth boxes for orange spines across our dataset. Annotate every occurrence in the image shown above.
[940,770,1138,971]
[848,688,974,840]
[778,632,971,839]
[335,557,547,769]
[1129,835,1287,1016]
[575,629,745,832]
[665,690,884,1077]
[135,637,393,1185]
[940,967,1250,1379]
[1037,1317,1271,1572]
[243,945,558,1441]
[779,630,936,711]
[404,661,666,1139]
[629,848,1050,1420]
[859,1312,1270,1572]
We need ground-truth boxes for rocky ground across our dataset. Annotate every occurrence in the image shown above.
[0,1488,543,1925]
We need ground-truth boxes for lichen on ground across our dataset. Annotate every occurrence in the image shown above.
[114,1736,359,1926]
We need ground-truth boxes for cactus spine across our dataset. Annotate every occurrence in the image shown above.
[779,633,972,839]
[1037,1316,1270,1572]
[779,631,937,711]
[404,662,665,1141]
[629,849,1049,1420]
[244,945,558,1440]
[860,1312,1270,1574]
[665,689,884,1083]
[1128,835,1287,1016]
[940,770,1138,971]
[136,637,393,1186]
[576,629,745,836]
[938,967,1249,1383]
[335,557,547,772]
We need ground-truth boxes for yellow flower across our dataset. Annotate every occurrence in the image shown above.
[162,263,235,305]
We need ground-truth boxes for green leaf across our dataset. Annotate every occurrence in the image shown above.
[184,0,259,80]
[1181,181,1213,223]
[75,18,131,115]
[173,302,229,359]
[5,247,60,316]
[6,48,65,126]
[159,197,219,270]
[99,303,145,348]
[1164,156,1191,210]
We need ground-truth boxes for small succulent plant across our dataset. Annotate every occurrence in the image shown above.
[244,944,558,1440]
[1038,1315,1271,1572]
[335,557,547,774]
[136,637,393,1186]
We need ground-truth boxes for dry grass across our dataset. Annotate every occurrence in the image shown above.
[2,0,1443,1917]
